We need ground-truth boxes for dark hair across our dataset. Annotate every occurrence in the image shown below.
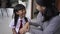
[36,0,56,8]
[13,4,26,27]
[36,0,59,22]
[36,0,46,7]
[43,8,59,22]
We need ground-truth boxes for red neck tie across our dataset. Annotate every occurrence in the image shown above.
[19,20,23,30]
[18,20,23,34]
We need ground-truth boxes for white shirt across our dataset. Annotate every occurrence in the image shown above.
[9,17,31,33]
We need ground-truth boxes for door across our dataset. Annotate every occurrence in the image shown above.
[56,0,60,11]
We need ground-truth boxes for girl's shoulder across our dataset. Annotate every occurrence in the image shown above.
[25,17,31,22]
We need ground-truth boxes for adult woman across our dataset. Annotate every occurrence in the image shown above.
[29,0,60,34]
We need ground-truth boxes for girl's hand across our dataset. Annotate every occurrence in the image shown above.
[19,22,29,34]
[13,32,16,34]
[19,27,27,34]
[19,28,25,34]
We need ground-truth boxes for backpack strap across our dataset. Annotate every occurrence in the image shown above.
[24,17,28,23]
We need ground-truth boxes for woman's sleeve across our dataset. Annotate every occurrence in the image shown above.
[9,19,15,29]
[43,16,60,34]
[30,12,43,26]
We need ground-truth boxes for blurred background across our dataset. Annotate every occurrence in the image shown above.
[0,0,60,34]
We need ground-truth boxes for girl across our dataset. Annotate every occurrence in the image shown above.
[9,4,30,34]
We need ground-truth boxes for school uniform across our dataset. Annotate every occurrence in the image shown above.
[9,17,31,34]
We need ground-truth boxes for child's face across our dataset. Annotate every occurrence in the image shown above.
[16,9,26,18]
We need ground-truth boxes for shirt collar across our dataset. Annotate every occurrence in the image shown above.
[18,17,24,21]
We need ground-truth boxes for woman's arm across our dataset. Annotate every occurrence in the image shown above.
[12,28,17,34]
[30,12,43,26]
